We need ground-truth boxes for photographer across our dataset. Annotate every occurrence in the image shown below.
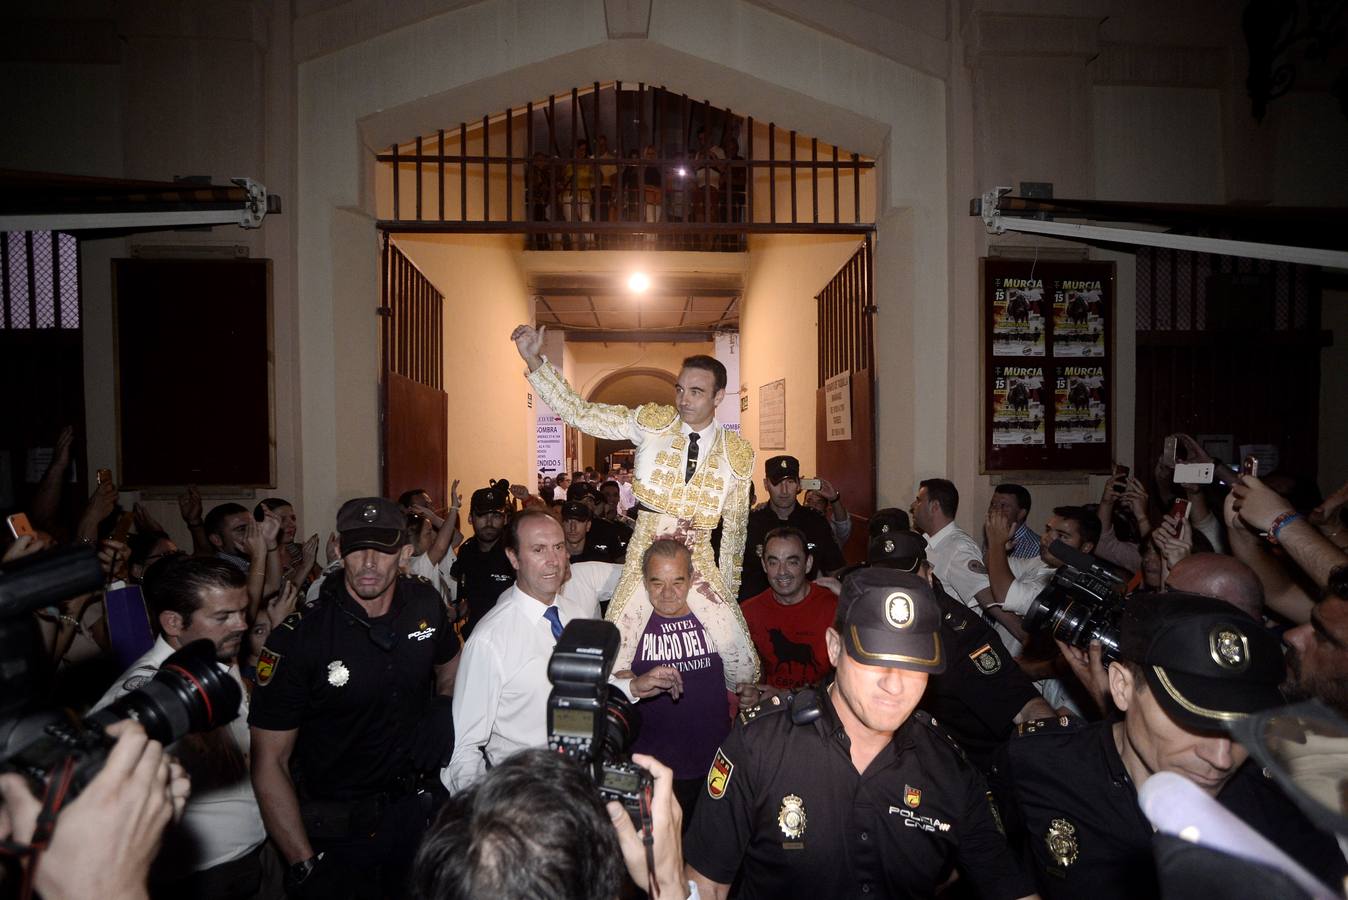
[0,720,191,900]
[989,593,1346,899]
[90,555,280,898]
[412,749,689,900]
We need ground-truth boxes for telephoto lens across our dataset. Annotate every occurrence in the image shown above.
[2,638,242,800]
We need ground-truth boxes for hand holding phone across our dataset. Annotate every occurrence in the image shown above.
[7,512,35,540]
[1112,464,1130,493]
[800,478,822,492]
[1241,456,1259,478]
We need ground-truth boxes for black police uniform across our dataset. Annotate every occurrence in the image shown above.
[683,686,1036,900]
[989,717,1348,899]
[248,571,459,892]
[737,502,846,601]
[450,536,514,637]
[920,578,1040,772]
[588,516,631,560]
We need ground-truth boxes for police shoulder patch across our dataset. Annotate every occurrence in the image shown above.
[707,748,734,799]
[1014,715,1081,737]
[636,403,679,430]
[737,692,786,726]
[255,647,282,686]
[279,612,302,631]
[967,559,988,575]
[968,643,1002,675]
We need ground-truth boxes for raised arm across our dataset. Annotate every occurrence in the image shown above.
[512,323,642,442]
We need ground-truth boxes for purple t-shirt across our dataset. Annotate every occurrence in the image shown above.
[631,611,730,779]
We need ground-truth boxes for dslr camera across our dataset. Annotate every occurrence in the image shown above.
[1022,540,1131,662]
[547,619,652,815]
[1,543,242,803]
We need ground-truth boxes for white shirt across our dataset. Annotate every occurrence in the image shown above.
[553,485,569,501]
[93,637,264,874]
[925,521,991,610]
[562,560,623,611]
[618,480,637,513]
[409,546,458,604]
[443,583,602,793]
[989,556,1083,716]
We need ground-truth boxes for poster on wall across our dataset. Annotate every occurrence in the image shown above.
[536,412,565,480]
[991,365,1045,446]
[759,379,786,450]
[990,274,1046,356]
[1053,364,1107,446]
[1051,276,1107,357]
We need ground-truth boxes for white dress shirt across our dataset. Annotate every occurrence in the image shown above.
[443,583,602,793]
[925,521,991,610]
[93,636,264,875]
[408,546,458,604]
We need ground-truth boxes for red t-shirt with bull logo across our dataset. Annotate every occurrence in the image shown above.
[741,583,837,691]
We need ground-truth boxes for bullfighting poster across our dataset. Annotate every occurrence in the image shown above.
[1053,365,1107,446]
[990,276,1046,356]
[991,365,1045,446]
[1051,277,1106,357]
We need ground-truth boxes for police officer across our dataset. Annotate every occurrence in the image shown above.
[867,530,1053,771]
[684,567,1038,900]
[737,455,846,601]
[561,500,617,563]
[249,497,460,899]
[989,593,1347,899]
[566,481,628,561]
[450,486,515,637]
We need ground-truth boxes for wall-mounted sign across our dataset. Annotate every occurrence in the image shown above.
[760,379,786,450]
[824,371,852,442]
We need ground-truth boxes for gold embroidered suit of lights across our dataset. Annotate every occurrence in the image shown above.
[527,361,758,685]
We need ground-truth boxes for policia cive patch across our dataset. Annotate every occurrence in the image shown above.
[255,647,281,686]
[707,749,734,799]
[969,643,1002,675]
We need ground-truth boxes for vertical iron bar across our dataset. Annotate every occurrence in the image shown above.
[380,234,389,376]
[415,135,423,220]
[811,137,818,224]
[571,88,580,224]
[506,106,513,222]
[853,153,861,223]
[722,105,733,226]
[746,117,754,225]
[25,232,36,328]
[51,230,60,328]
[768,123,776,223]
[789,131,797,223]
[460,123,468,221]
[1,233,10,330]
[591,82,601,227]
[832,145,839,223]
[527,102,535,238]
[548,95,559,224]
[438,129,445,221]
[483,114,491,221]
[391,143,400,220]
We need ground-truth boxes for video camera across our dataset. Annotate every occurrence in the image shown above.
[1022,540,1132,662]
[0,543,242,804]
[546,619,652,816]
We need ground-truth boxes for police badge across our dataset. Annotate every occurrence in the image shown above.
[327,660,350,687]
[969,643,1002,675]
[1046,818,1079,867]
[778,794,807,840]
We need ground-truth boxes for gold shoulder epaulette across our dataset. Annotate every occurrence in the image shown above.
[724,430,755,478]
[636,403,679,430]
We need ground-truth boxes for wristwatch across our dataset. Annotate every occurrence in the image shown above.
[287,855,319,885]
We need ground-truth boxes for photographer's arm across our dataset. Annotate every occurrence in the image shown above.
[249,726,314,865]
[1224,494,1314,624]
[973,586,1029,647]
[1233,475,1348,589]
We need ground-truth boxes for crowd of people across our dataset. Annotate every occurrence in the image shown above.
[2,342,1348,898]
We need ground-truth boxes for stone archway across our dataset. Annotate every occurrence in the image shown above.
[583,367,677,471]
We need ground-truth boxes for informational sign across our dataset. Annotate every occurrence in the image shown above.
[715,332,742,434]
[1053,364,1107,446]
[824,371,852,442]
[759,379,786,450]
[991,365,1045,446]
[536,409,565,479]
[991,274,1046,356]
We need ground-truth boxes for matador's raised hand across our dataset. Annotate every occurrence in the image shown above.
[510,323,546,371]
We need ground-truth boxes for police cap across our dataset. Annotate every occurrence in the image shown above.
[336,497,407,556]
[1120,592,1285,732]
[837,568,945,674]
[470,487,508,516]
[867,530,927,573]
[765,455,800,485]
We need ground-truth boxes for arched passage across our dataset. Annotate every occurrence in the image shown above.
[583,367,677,471]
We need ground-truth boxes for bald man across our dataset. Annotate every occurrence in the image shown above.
[1165,553,1264,621]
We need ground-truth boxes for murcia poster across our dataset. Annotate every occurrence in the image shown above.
[991,365,1045,446]
[1051,278,1106,358]
[1053,365,1107,445]
[991,276,1045,357]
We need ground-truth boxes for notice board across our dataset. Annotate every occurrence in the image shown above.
[983,258,1114,472]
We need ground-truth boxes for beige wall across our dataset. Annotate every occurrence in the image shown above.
[393,233,533,494]
[740,234,862,483]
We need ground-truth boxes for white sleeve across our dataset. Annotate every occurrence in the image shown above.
[1004,570,1051,617]
[443,634,502,793]
[1191,511,1227,554]
[943,540,992,609]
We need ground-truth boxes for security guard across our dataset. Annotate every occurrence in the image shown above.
[989,593,1347,899]
[249,497,460,899]
[737,455,846,601]
[450,486,515,637]
[684,567,1037,900]
[866,530,1052,772]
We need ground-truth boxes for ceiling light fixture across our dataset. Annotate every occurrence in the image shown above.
[628,272,651,293]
